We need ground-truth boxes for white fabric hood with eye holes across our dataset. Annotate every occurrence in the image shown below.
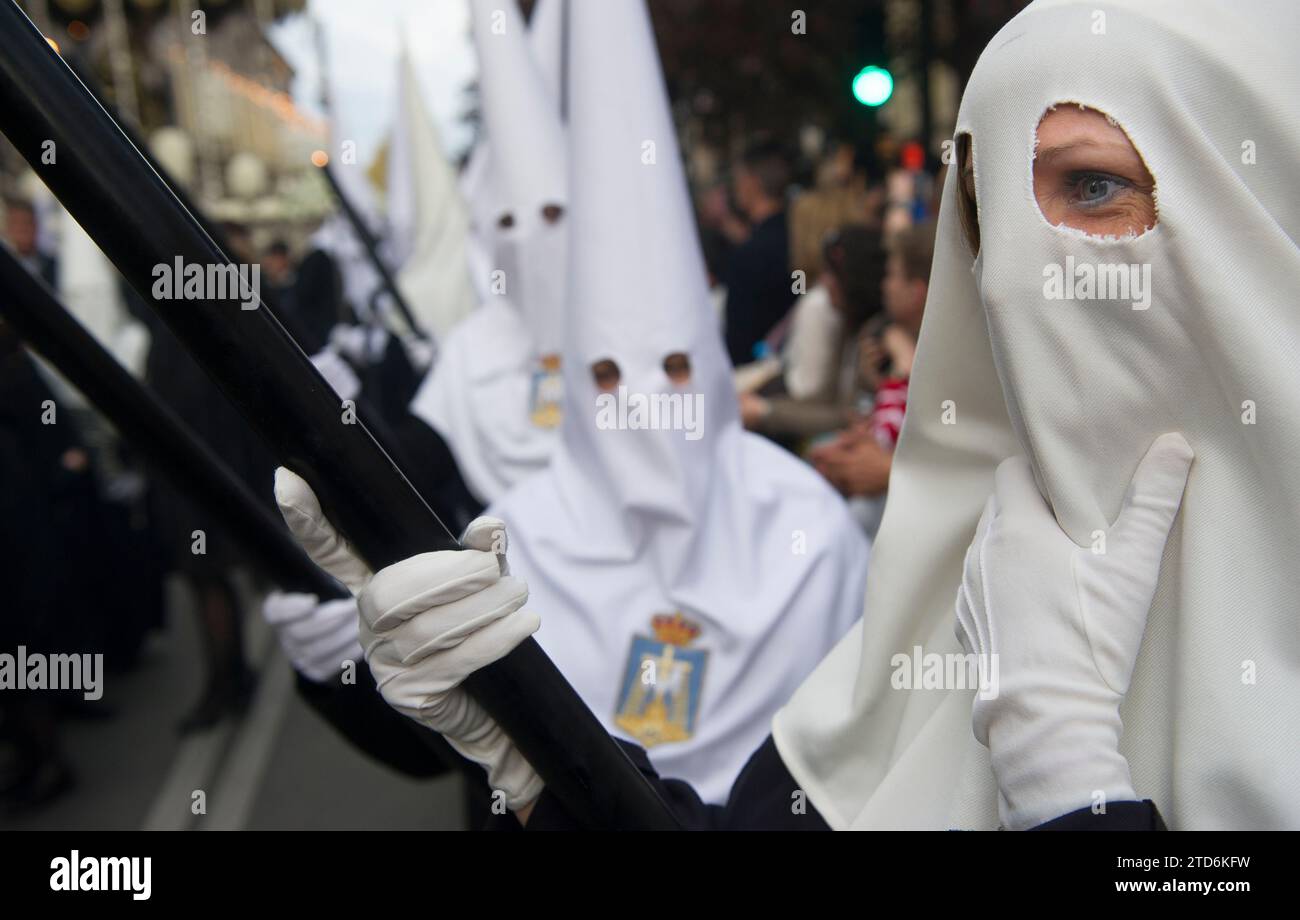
[470,0,568,356]
[773,0,1300,830]
[408,0,567,505]
[488,0,869,804]
[460,0,561,304]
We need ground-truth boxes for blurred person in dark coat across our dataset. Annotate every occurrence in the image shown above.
[0,320,84,812]
[4,198,55,286]
[721,141,796,366]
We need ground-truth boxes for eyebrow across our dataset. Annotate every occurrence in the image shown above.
[1035,139,1110,164]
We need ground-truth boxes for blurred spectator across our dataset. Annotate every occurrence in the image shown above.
[288,227,349,355]
[809,220,936,535]
[3,197,55,286]
[766,143,887,405]
[740,226,886,449]
[262,239,295,295]
[788,141,881,277]
[0,322,86,812]
[882,142,937,237]
[698,225,731,324]
[698,182,750,249]
[217,221,255,264]
[259,238,298,326]
[722,140,796,366]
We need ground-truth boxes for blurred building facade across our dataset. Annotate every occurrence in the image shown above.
[5,0,329,228]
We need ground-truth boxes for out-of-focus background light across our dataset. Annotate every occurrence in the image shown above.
[853,65,894,107]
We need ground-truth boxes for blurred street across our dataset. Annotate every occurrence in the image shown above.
[0,579,466,831]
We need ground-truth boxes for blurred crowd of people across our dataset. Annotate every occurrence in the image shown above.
[701,137,939,540]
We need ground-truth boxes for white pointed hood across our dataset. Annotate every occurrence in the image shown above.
[774,0,1300,830]
[388,45,477,339]
[556,0,736,538]
[489,0,869,803]
[470,0,568,355]
[409,3,568,504]
[528,0,565,108]
[460,0,565,304]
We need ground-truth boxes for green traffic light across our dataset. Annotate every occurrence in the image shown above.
[852,65,894,107]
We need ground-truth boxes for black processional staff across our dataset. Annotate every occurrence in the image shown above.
[0,0,679,831]
[312,155,430,344]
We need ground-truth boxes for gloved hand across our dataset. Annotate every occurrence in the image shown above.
[954,432,1193,830]
[262,590,362,684]
[274,467,544,810]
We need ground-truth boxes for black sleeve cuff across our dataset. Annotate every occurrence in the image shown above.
[1030,800,1167,831]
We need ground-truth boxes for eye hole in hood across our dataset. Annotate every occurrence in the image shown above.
[591,358,621,392]
[1032,104,1157,240]
[663,352,691,384]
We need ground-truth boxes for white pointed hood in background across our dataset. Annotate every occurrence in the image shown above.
[774,0,1300,830]
[469,0,568,355]
[527,0,565,114]
[388,45,476,339]
[460,0,565,307]
[489,0,869,803]
[410,1,569,504]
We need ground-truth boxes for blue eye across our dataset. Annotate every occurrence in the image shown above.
[1066,171,1129,208]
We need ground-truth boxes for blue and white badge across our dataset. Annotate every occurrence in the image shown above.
[614,613,708,748]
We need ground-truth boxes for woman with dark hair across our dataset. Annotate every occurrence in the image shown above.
[739,225,887,450]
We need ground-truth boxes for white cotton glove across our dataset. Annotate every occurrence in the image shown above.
[954,432,1193,830]
[274,467,545,810]
[261,591,363,684]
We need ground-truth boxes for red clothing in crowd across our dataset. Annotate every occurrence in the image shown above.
[868,376,909,450]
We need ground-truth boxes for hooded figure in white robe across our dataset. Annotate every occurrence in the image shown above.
[773,0,1300,830]
[489,0,869,804]
[409,0,567,505]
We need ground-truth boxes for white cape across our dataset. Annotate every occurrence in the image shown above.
[774,0,1300,830]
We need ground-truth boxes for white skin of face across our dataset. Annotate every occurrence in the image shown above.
[959,105,1158,249]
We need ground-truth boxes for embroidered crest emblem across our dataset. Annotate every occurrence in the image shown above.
[614,612,708,748]
[529,353,563,429]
